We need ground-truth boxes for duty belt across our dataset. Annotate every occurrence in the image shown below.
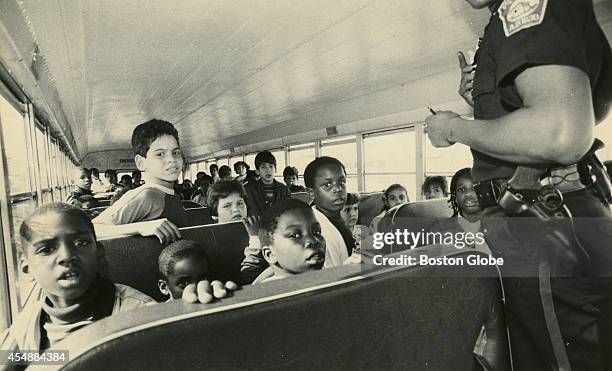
[474,164,588,209]
[474,146,612,208]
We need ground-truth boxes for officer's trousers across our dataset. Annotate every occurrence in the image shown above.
[481,187,612,371]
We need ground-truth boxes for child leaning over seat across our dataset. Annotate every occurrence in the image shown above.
[0,203,155,355]
[158,240,210,300]
[93,119,188,244]
[253,199,326,284]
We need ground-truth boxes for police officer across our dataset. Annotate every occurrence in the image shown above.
[425,0,612,370]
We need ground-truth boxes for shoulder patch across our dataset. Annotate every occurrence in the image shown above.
[498,0,548,37]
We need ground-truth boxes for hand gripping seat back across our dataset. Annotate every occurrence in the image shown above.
[99,221,248,301]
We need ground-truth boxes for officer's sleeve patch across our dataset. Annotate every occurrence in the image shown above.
[498,0,548,37]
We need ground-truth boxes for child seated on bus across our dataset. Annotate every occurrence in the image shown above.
[0,203,154,354]
[120,174,134,190]
[253,199,326,284]
[369,184,409,234]
[341,193,366,251]
[218,165,233,181]
[90,168,106,193]
[132,170,143,187]
[93,119,188,243]
[304,156,358,266]
[66,167,93,206]
[233,161,249,183]
[192,174,213,206]
[283,166,307,192]
[104,169,120,192]
[422,176,448,200]
[158,240,209,300]
[244,151,291,216]
[206,180,249,223]
[427,168,489,253]
[210,164,220,183]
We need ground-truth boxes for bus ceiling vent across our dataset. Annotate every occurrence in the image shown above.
[326,126,338,136]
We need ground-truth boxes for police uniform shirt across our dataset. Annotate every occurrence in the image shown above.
[471,0,612,182]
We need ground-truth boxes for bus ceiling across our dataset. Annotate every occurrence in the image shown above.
[0,0,611,163]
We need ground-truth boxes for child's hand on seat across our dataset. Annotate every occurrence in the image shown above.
[242,215,260,237]
[137,218,181,244]
[182,280,239,303]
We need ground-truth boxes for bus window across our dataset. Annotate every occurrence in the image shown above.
[424,135,472,183]
[321,136,357,192]
[35,126,52,203]
[363,129,416,197]
[288,144,314,177]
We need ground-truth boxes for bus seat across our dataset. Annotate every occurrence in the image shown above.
[45,247,508,371]
[182,200,201,209]
[184,207,214,225]
[88,206,108,213]
[98,221,248,302]
[182,187,196,200]
[370,198,454,254]
[291,192,312,204]
[358,192,384,227]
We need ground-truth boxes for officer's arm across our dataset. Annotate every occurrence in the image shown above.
[449,65,594,165]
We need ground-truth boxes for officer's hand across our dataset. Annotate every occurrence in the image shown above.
[182,280,239,303]
[242,215,260,237]
[425,111,459,147]
[458,51,475,107]
[137,218,181,244]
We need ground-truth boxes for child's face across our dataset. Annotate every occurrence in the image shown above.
[258,162,276,185]
[217,192,248,223]
[137,135,183,186]
[455,175,481,215]
[311,164,347,215]
[266,208,326,274]
[236,165,247,176]
[284,175,298,186]
[22,211,99,307]
[164,256,209,299]
[74,170,92,190]
[386,189,408,208]
[424,184,445,200]
[340,203,359,229]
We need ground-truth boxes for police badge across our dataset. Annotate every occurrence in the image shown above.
[498,0,548,37]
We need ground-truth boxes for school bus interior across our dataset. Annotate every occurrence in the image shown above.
[0,0,610,369]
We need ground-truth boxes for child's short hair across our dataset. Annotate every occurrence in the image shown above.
[303,156,346,188]
[385,184,407,198]
[422,176,449,196]
[283,166,299,179]
[209,164,218,174]
[19,203,96,254]
[233,161,249,173]
[91,168,100,178]
[158,240,208,279]
[105,169,117,182]
[131,119,180,157]
[218,165,232,178]
[258,198,312,246]
[206,180,247,216]
[345,193,360,206]
[255,151,276,169]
